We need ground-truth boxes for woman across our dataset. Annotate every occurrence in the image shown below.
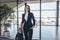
[21,5,35,40]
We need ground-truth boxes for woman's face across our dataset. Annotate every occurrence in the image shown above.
[25,6,29,13]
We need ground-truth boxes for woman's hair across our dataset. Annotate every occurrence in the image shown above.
[24,5,30,13]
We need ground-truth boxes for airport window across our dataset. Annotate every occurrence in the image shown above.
[59,2,60,26]
[41,26,56,40]
[0,0,60,40]
[0,2,18,38]
[41,2,56,40]
[58,1,60,40]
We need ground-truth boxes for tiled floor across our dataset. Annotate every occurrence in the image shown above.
[0,37,39,40]
[0,38,39,40]
[0,37,13,40]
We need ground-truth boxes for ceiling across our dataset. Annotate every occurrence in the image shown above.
[0,0,60,3]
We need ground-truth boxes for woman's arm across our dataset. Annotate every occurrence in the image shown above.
[31,13,35,29]
[21,14,24,27]
[32,13,35,26]
[21,14,24,24]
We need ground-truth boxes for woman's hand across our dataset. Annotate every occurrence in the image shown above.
[30,27,34,29]
[30,25,34,29]
[19,24,23,31]
[20,23,22,27]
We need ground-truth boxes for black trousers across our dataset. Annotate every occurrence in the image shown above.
[24,29,33,40]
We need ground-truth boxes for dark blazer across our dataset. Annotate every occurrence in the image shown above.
[21,12,35,30]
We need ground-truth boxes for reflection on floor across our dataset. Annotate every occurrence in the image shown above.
[0,37,39,40]
[0,37,13,40]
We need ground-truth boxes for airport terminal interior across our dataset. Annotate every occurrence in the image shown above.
[0,0,60,40]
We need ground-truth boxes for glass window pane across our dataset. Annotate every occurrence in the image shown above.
[41,2,56,40]
[41,17,56,26]
[58,2,60,40]
[31,11,40,17]
[59,17,60,26]
[58,26,60,40]
[41,26,56,40]
[0,2,17,38]
[59,1,60,9]
[42,2,56,10]
[41,11,56,17]
[59,2,60,26]
[41,11,56,26]
[18,3,40,11]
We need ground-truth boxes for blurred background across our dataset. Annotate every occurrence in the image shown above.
[0,0,60,40]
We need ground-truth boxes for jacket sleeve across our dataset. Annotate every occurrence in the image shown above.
[32,13,35,26]
[21,14,24,24]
